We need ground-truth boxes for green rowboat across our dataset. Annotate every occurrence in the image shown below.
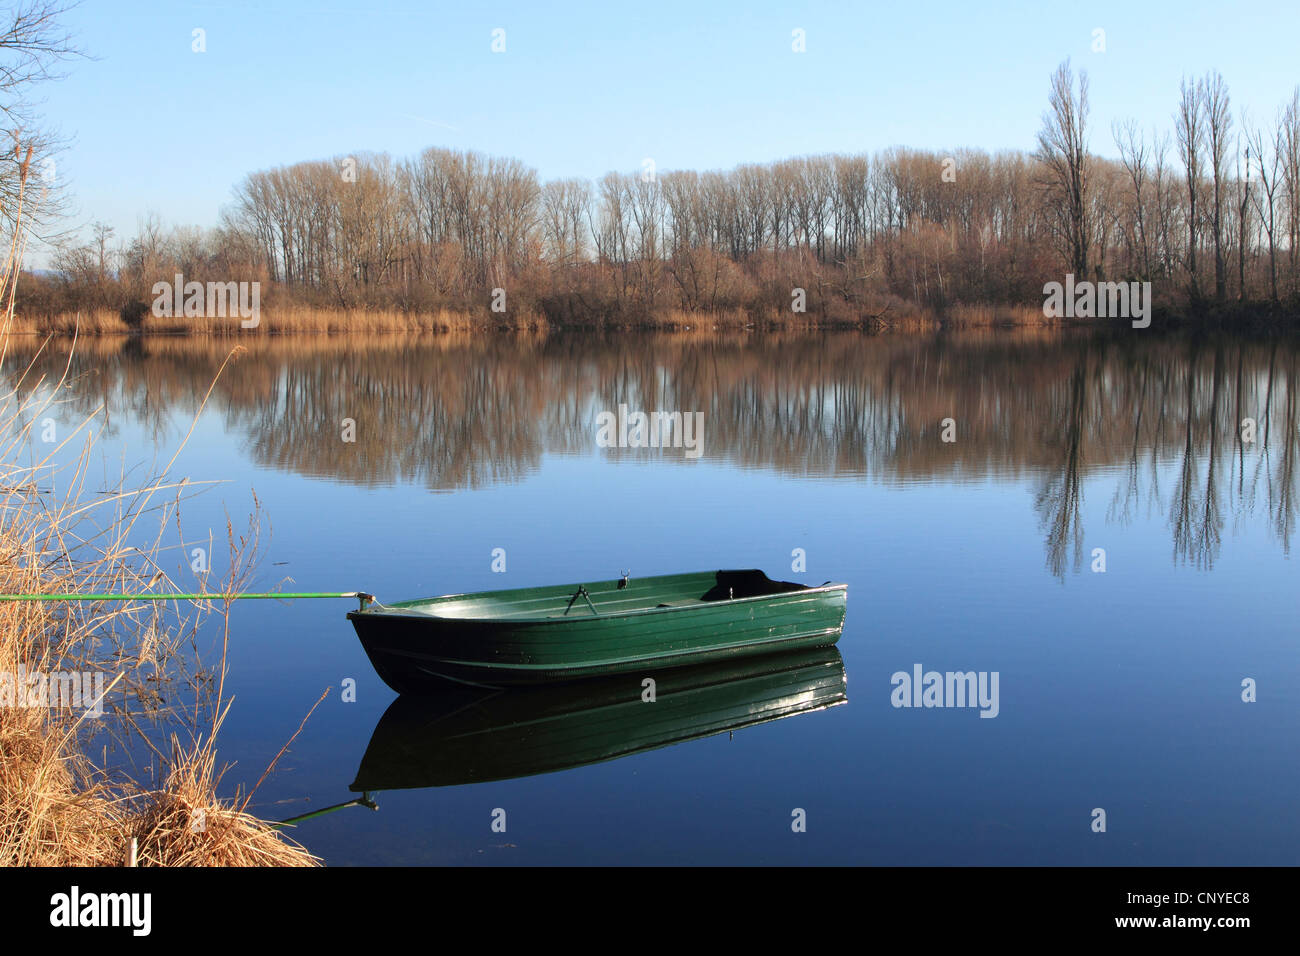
[347,569,847,691]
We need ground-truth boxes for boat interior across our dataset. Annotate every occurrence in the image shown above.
[383,569,821,620]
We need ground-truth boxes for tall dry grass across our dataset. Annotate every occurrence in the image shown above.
[942,303,1056,327]
[0,147,317,866]
[7,305,549,335]
[9,302,1052,335]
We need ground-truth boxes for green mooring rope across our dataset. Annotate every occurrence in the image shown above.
[0,591,372,603]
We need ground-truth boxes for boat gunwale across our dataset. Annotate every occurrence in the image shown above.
[347,570,848,626]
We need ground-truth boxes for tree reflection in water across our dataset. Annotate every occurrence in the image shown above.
[5,330,1296,576]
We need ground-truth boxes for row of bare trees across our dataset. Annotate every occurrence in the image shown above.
[1040,61,1300,308]
[24,65,1300,325]
[226,150,540,303]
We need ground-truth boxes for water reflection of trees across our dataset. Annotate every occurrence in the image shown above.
[4,330,1296,573]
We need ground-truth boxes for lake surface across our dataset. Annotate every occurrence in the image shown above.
[9,329,1298,865]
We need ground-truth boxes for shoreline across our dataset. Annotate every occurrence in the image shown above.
[9,302,1300,337]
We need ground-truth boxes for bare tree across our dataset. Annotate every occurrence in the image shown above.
[1204,72,1232,301]
[1151,130,1175,277]
[90,219,113,278]
[1114,118,1152,276]
[1036,60,1090,278]
[1236,122,1251,302]
[1282,88,1300,294]
[1247,116,1284,302]
[0,1,83,235]
[0,1,80,119]
[540,178,590,264]
[1175,76,1205,298]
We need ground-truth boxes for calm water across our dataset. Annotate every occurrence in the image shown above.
[10,330,1299,865]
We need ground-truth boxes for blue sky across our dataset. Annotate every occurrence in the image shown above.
[28,0,1300,255]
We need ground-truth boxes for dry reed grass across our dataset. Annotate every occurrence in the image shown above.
[7,305,549,335]
[0,149,317,867]
[8,301,1055,336]
[942,303,1055,327]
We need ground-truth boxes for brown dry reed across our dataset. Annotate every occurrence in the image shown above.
[8,303,1050,336]
[0,149,317,866]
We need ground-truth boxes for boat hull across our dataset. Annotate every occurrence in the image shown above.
[347,570,847,691]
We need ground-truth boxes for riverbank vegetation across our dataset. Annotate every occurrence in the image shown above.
[0,3,316,865]
[0,300,320,865]
[0,300,320,866]
[15,64,1300,333]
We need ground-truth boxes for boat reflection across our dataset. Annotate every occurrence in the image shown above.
[348,647,847,791]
